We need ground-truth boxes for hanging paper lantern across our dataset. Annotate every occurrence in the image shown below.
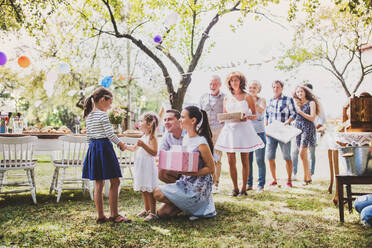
[0,52,7,66]
[34,100,42,107]
[59,63,70,74]
[43,81,55,98]
[46,69,59,84]
[153,35,162,43]
[18,56,31,68]
[164,12,179,27]
[101,76,113,88]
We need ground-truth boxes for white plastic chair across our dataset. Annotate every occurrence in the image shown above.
[104,137,138,197]
[50,135,93,202]
[0,136,38,204]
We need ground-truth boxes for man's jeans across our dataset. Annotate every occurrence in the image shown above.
[354,194,372,228]
[291,142,316,176]
[247,132,266,188]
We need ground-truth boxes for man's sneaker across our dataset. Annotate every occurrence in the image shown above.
[292,174,297,181]
[189,216,199,221]
[212,185,219,194]
[256,187,264,193]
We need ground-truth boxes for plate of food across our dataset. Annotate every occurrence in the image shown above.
[23,126,40,133]
[122,129,144,138]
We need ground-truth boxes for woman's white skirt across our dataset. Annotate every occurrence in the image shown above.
[215,121,265,153]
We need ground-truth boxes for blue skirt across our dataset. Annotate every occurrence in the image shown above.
[82,138,122,180]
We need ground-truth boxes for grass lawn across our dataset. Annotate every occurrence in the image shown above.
[1,150,372,248]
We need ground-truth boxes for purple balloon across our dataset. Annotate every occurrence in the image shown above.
[0,52,7,66]
[153,35,162,43]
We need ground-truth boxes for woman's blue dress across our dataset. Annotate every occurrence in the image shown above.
[159,135,216,218]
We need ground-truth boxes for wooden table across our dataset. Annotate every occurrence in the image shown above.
[336,175,372,222]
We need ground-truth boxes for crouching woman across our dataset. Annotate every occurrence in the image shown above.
[154,106,216,220]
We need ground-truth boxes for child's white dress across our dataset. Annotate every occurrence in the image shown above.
[133,135,158,192]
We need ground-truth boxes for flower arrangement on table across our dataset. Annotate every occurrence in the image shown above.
[108,107,126,133]
[108,109,125,124]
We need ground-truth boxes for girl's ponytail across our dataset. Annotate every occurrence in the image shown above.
[197,109,214,154]
[149,115,158,137]
[83,95,93,118]
[83,87,114,118]
[143,112,159,137]
[185,106,214,154]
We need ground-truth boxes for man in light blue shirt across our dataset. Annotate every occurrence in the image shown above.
[158,109,185,183]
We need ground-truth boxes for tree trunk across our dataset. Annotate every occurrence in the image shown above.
[170,76,192,111]
[170,92,183,111]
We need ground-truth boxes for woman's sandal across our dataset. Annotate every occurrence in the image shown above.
[238,191,248,197]
[136,210,149,217]
[109,214,132,223]
[96,216,109,224]
[303,179,312,186]
[231,189,239,197]
[144,213,159,222]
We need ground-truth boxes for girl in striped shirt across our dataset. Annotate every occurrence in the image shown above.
[82,87,131,224]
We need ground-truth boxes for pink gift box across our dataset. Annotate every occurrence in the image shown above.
[158,150,199,172]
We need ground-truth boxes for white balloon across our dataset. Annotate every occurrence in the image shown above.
[46,89,53,98]
[59,63,70,74]
[67,89,77,96]
[43,81,55,98]
[164,12,178,27]
[34,100,42,107]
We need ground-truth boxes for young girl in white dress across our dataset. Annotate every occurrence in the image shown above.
[126,113,159,221]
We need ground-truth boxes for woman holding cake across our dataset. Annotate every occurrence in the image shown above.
[215,71,265,196]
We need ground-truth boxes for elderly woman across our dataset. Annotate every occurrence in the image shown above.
[215,72,265,196]
[154,106,216,220]
[246,80,267,193]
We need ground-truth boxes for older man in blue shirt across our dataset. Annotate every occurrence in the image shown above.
[265,80,297,188]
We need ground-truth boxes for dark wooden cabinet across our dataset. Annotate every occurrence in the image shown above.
[350,95,372,131]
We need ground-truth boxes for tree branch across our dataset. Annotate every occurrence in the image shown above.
[340,48,355,76]
[155,45,184,75]
[251,10,288,30]
[353,45,366,94]
[187,1,241,76]
[191,4,197,58]
[129,20,150,35]
[101,0,121,36]
[97,1,175,96]
[323,57,352,97]
[365,68,372,75]
[91,24,105,67]
[8,0,22,23]
[331,35,342,63]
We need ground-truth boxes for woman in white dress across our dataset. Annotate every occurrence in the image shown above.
[215,71,265,196]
